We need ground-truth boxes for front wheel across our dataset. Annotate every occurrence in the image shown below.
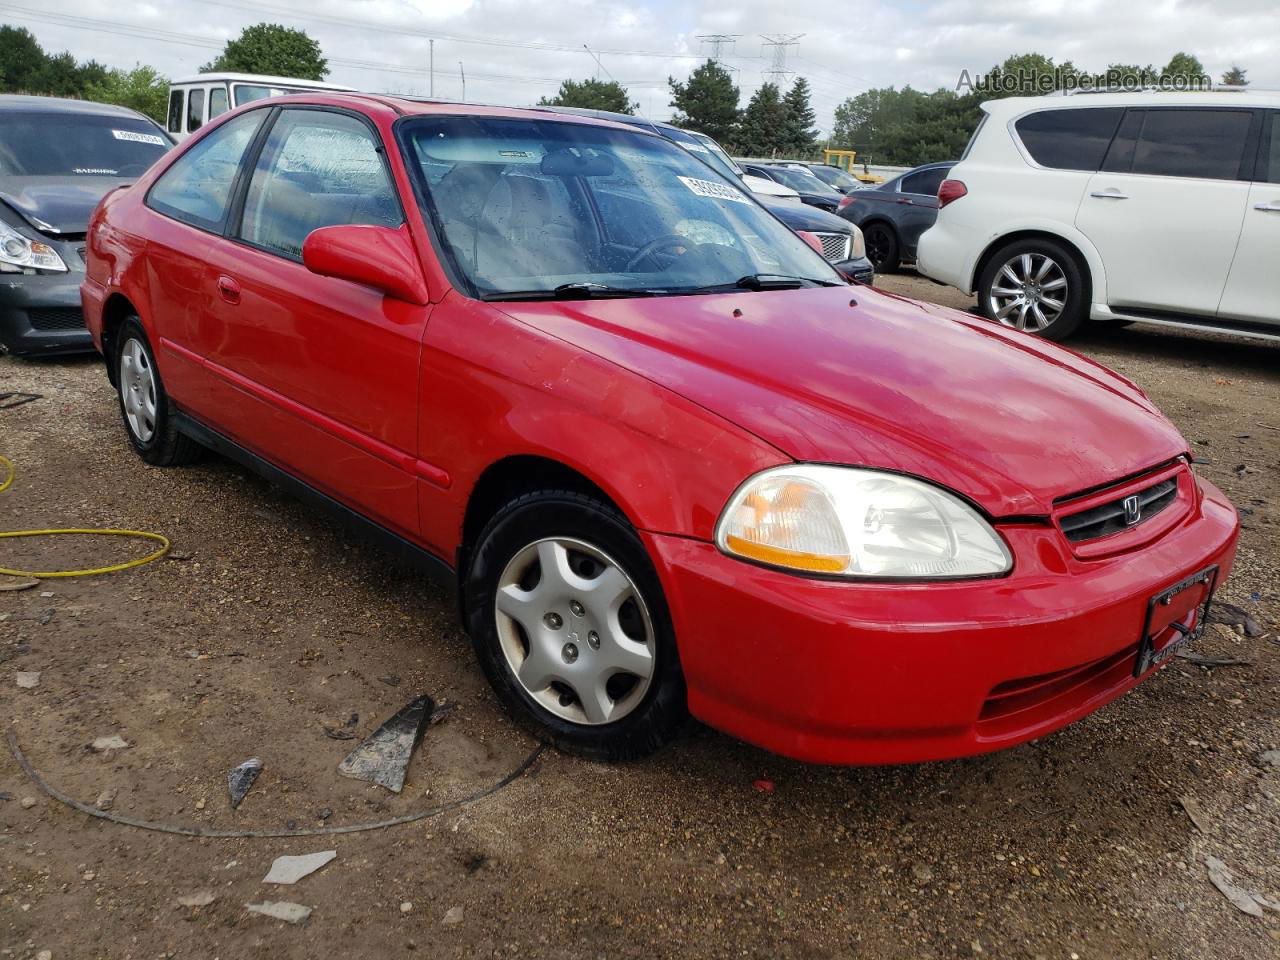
[463,490,687,761]
[977,239,1088,341]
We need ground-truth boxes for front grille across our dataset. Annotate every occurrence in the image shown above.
[28,307,85,331]
[812,231,851,262]
[1060,477,1177,543]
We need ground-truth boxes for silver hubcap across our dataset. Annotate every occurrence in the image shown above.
[989,253,1068,332]
[119,338,157,442]
[495,537,655,726]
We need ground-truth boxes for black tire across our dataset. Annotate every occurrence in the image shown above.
[463,490,687,762]
[113,316,202,466]
[863,221,900,273]
[977,237,1088,341]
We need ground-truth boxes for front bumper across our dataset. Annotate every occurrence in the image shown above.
[0,268,92,357]
[836,256,875,285]
[645,476,1238,765]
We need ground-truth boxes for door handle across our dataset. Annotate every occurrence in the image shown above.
[1089,190,1130,200]
[216,275,241,304]
[1255,202,1280,212]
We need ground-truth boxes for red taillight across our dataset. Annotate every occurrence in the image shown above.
[838,194,855,211]
[937,179,968,208]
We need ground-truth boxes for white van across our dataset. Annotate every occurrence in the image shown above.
[165,73,357,139]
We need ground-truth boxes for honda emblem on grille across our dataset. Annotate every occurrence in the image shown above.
[1123,495,1142,526]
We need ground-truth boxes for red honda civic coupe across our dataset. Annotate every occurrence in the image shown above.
[82,94,1238,765]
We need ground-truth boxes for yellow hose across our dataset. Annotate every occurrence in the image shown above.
[0,454,170,578]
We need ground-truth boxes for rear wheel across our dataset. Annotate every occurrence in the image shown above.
[863,222,900,273]
[977,238,1087,341]
[114,317,202,466]
[464,490,687,761]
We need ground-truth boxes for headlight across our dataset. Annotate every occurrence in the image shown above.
[0,220,68,273]
[716,465,1012,579]
[848,224,866,260]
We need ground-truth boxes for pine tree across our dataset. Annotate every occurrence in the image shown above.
[0,26,47,92]
[780,78,818,157]
[736,83,787,156]
[668,60,740,146]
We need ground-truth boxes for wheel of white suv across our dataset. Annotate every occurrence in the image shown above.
[463,490,687,761]
[977,238,1088,341]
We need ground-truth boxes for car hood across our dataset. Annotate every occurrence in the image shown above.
[498,286,1188,517]
[0,176,131,235]
[742,174,799,200]
[761,198,852,233]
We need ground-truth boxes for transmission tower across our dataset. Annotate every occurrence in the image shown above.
[696,34,741,62]
[760,34,803,83]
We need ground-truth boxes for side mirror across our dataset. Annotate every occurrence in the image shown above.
[302,225,429,305]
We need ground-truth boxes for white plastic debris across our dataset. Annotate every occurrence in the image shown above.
[262,850,337,885]
[16,671,40,689]
[91,735,129,752]
[177,890,217,907]
[1205,856,1280,918]
[245,901,313,924]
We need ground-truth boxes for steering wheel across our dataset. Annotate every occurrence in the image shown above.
[625,234,691,272]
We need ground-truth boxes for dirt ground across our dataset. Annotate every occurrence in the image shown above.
[2,274,1278,960]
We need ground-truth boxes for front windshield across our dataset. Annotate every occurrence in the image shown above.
[402,116,838,299]
[764,166,840,196]
[810,165,859,190]
[0,114,168,178]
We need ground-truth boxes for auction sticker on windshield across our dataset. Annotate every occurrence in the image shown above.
[677,176,751,205]
[112,129,167,146]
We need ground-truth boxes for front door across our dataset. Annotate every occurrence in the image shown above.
[197,107,426,537]
[1218,110,1280,326]
[1076,107,1256,316]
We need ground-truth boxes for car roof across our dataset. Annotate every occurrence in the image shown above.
[249,93,671,137]
[981,89,1280,118]
[170,72,356,90]
[0,94,156,120]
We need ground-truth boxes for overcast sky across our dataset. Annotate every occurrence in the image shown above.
[3,0,1277,133]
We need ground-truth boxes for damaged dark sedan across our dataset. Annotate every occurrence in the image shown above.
[0,96,171,357]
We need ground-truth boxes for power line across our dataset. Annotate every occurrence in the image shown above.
[760,34,803,85]
[696,34,740,63]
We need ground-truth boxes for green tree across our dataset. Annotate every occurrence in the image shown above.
[538,78,636,114]
[32,51,83,97]
[1221,64,1248,86]
[1104,63,1161,88]
[84,66,170,123]
[668,60,739,145]
[0,25,47,92]
[201,23,327,80]
[736,82,787,156]
[780,77,818,156]
[1162,52,1208,86]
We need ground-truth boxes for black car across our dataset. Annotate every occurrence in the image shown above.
[741,164,843,213]
[837,161,954,273]
[529,107,872,283]
[0,96,171,356]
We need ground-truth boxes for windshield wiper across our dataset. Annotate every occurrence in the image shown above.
[483,282,661,302]
[676,274,841,295]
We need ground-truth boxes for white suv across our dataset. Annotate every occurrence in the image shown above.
[917,90,1280,341]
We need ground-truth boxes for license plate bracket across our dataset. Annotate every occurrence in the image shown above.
[1134,565,1219,677]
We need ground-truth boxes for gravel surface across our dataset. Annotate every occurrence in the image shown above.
[1,279,1277,959]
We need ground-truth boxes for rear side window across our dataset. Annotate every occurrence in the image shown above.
[187,89,205,133]
[1015,108,1123,171]
[1261,111,1280,184]
[167,90,183,134]
[901,167,949,197]
[147,110,265,231]
[237,109,402,260]
[1104,108,1253,181]
[209,87,229,120]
